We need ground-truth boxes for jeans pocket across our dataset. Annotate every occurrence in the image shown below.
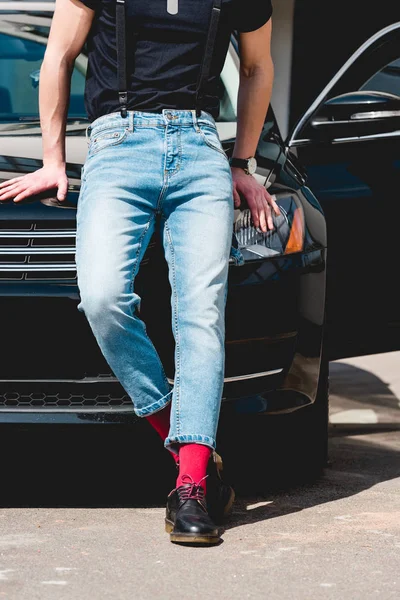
[198,123,229,162]
[87,126,129,157]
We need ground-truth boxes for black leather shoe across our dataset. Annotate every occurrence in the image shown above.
[165,475,221,545]
[175,452,235,524]
[206,451,235,525]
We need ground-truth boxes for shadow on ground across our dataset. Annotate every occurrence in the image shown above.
[0,362,399,529]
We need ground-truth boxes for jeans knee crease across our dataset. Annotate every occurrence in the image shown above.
[130,215,155,295]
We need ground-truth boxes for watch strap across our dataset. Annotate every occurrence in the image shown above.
[229,157,251,170]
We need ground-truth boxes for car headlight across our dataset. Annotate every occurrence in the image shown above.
[233,194,305,262]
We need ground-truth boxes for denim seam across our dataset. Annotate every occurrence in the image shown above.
[170,126,182,178]
[164,219,181,435]
[134,388,173,417]
[163,126,181,179]
[164,434,217,451]
[198,128,230,163]
[156,132,170,213]
[156,179,169,214]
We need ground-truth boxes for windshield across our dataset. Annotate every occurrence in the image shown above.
[0,24,88,123]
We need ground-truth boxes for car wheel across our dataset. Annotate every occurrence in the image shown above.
[218,348,330,494]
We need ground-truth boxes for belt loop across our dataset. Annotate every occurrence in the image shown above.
[85,124,92,145]
[192,109,200,132]
[130,110,134,132]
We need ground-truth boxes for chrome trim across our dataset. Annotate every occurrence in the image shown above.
[288,22,400,146]
[223,368,283,382]
[289,129,400,147]
[0,369,284,387]
[167,368,283,385]
[289,139,312,147]
[0,230,76,238]
[0,248,75,255]
[311,119,354,127]
[331,130,400,144]
[0,264,76,271]
[351,110,400,120]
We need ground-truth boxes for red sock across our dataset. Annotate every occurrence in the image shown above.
[145,403,179,465]
[176,443,212,493]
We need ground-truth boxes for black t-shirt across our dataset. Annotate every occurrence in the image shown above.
[78,0,273,123]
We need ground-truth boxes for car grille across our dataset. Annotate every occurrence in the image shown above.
[0,379,134,412]
[0,220,77,282]
[0,220,157,282]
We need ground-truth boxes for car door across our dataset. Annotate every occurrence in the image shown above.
[287,23,400,360]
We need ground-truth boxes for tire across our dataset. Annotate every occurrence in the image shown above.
[218,348,330,493]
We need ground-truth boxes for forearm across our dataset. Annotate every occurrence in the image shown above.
[39,53,74,167]
[233,58,274,159]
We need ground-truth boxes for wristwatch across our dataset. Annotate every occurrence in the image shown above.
[229,156,257,175]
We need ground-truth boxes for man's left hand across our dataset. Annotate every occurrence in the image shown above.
[231,167,280,232]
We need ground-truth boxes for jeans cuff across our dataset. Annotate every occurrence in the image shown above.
[134,388,173,417]
[164,434,216,457]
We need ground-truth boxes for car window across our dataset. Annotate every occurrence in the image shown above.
[0,32,86,121]
[360,58,400,97]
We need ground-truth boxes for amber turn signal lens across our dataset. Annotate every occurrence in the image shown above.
[284,207,304,254]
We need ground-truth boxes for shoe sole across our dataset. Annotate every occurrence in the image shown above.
[165,519,221,545]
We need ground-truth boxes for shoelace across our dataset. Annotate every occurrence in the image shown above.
[176,474,208,509]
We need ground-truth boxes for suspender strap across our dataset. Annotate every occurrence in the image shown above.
[195,0,222,117]
[116,0,128,118]
[115,0,222,119]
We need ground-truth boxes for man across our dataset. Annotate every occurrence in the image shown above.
[0,0,277,545]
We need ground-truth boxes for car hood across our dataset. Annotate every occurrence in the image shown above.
[0,124,89,211]
[0,123,88,181]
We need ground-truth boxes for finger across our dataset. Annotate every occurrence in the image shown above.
[0,176,24,188]
[254,194,270,233]
[261,195,274,230]
[248,196,260,229]
[12,188,36,203]
[259,210,267,233]
[258,197,267,233]
[57,179,68,201]
[265,201,274,230]
[0,183,25,201]
[265,190,281,215]
[233,186,241,208]
[0,181,24,196]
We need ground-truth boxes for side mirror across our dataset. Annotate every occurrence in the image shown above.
[310,91,400,140]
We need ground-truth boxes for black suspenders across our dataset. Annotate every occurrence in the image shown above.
[115,0,223,119]
[116,0,129,118]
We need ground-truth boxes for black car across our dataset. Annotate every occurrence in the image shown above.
[0,6,399,481]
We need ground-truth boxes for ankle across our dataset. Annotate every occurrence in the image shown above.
[176,443,212,493]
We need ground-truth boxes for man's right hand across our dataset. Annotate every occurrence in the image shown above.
[0,164,69,203]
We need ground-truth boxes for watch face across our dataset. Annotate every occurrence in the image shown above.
[248,157,257,174]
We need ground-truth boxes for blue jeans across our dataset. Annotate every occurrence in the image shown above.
[75,108,235,454]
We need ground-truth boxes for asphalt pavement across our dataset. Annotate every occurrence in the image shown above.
[0,352,399,599]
